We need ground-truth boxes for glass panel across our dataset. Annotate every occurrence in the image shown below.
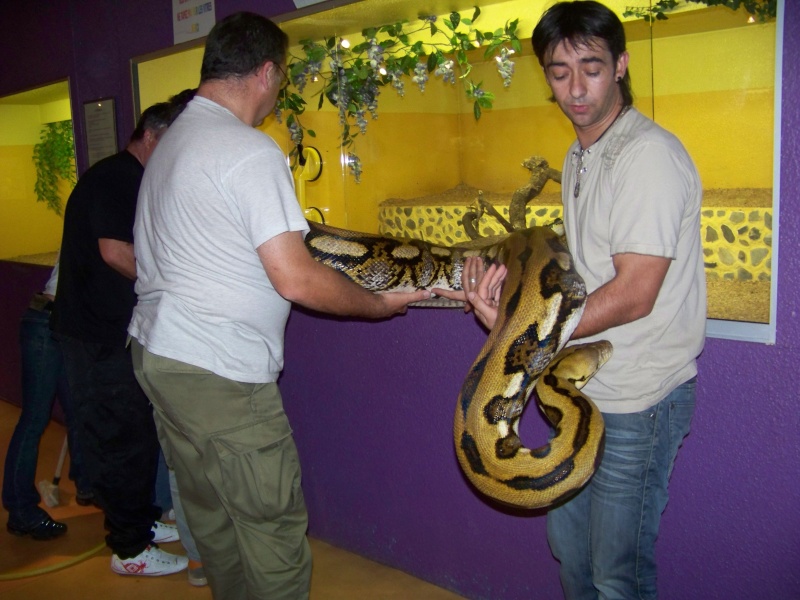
[649,7,776,330]
[131,0,781,342]
[0,80,74,264]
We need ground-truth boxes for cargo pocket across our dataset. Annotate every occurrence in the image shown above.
[209,414,303,521]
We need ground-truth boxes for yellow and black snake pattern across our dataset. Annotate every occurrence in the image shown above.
[306,221,611,509]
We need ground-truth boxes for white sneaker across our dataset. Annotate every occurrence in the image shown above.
[151,520,180,543]
[111,545,189,576]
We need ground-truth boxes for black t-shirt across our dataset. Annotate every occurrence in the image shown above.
[51,150,144,345]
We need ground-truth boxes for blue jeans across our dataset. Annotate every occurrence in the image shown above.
[155,449,172,514]
[2,307,90,522]
[547,379,696,600]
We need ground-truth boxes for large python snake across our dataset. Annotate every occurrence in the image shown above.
[305,220,612,509]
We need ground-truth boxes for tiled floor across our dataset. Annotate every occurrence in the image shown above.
[0,399,464,599]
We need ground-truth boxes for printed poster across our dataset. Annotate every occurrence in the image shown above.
[292,0,329,8]
[173,0,215,45]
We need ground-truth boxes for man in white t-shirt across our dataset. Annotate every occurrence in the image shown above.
[437,2,705,598]
[129,12,428,600]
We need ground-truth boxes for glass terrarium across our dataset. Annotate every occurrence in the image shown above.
[132,0,781,339]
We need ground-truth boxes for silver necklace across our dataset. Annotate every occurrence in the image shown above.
[573,105,631,199]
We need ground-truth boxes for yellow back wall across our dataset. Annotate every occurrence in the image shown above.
[134,3,775,233]
[0,99,73,260]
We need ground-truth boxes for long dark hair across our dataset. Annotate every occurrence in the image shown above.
[200,12,288,83]
[532,1,633,106]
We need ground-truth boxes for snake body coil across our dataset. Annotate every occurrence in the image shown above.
[306,221,611,509]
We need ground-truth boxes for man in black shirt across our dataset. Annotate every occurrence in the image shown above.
[51,98,190,576]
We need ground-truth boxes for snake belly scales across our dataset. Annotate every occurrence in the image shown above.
[305,220,612,509]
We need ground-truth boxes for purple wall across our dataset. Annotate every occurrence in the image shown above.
[0,0,297,174]
[0,2,798,599]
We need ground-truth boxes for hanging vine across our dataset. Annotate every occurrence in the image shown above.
[624,0,776,23]
[275,6,520,182]
[32,120,77,215]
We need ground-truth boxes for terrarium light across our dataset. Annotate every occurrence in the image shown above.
[340,38,351,48]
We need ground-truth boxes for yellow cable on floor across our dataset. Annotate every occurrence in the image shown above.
[0,541,106,581]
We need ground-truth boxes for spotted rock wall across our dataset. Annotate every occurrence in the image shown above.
[378,204,772,281]
[702,209,772,281]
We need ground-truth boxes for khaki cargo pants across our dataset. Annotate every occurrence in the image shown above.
[132,339,311,600]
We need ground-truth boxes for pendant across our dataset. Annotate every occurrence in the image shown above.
[573,150,586,198]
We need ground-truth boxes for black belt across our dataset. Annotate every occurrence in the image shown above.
[29,293,55,312]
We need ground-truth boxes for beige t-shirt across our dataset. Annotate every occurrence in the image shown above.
[562,108,706,413]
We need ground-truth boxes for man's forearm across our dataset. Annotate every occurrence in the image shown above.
[98,238,136,280]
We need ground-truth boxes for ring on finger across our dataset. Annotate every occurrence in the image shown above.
[468,278,477,284]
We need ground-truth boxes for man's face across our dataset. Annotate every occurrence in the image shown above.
[543,37,628,136]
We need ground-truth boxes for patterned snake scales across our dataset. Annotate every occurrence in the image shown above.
[306,221,612,509]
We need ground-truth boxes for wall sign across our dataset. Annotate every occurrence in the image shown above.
[173,0,215,45]
[83,98,118,167]
[292,0,330,7]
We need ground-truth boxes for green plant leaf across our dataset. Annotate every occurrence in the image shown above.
[427,53,437,71]
[282,4,522,182]
[32,120,76,215]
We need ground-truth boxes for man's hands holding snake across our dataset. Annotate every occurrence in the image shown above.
[434,257,507,330]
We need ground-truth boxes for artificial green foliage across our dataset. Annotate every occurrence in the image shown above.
[32,120,77,215]
[276,6,520,182]
[624,0,776,23]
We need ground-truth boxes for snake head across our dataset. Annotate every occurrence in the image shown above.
[547,341,614,390]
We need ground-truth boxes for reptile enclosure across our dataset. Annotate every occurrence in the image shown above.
[134,0,778,327]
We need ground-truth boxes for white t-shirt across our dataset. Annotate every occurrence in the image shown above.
[129,96,309,383]
[44,258,59,296]
[562,108,706,413]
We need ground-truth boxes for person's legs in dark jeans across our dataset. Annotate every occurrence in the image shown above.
[3,307,87,538]
[56,360,93,502]
[57,334,161,558]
